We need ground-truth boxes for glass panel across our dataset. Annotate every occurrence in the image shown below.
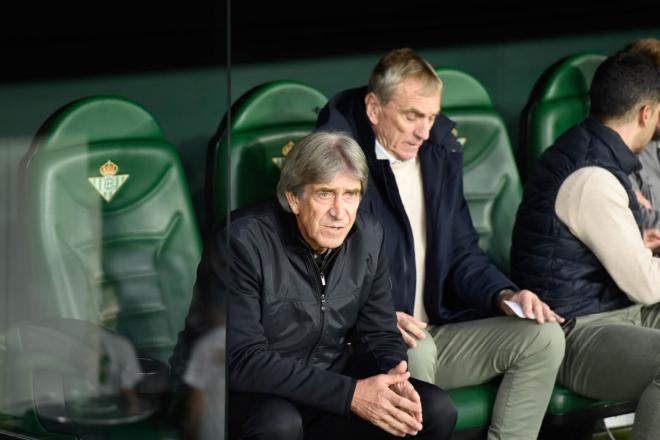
[0,3,228,439]
[1,3,658,439]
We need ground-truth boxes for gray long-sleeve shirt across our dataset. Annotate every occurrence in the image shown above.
[630,141,660,229]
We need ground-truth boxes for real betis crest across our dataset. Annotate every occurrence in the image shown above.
[451,128,467,146]
[271,140,296,169]
[88,160,129,202]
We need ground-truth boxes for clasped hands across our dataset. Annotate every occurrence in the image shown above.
[351,360,423,437]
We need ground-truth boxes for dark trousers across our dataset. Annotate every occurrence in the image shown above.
[228,378,457,440]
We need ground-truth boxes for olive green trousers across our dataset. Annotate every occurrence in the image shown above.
[408,316,565,440]
[557,304,660,440]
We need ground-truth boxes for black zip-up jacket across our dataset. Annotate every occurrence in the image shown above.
[171,201,406,416]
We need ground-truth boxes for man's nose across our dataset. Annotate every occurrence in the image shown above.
[328,195,346,219]
[414,118,432,140]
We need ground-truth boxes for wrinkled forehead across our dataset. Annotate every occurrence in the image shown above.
[390,79,441,111]
[396,74,441,96]
[306,170,363,191]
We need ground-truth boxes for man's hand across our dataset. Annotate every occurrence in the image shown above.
[396,311,427,348]
[643,229,660,253]
[388,361,423,424]
[499,289,565,325]
[351,361,423,437]
[635,190,653,209]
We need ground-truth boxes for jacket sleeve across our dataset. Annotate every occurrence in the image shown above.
[353,229,407,374]
[446,175,518,314]
[556,167,660,305]
[226,227,357,416]
[315,100,334,129]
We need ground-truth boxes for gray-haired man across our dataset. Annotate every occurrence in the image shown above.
[172,132,456,439]
[316,48,566,440]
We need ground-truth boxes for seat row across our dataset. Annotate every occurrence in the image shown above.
[207,57,628,439]
[2,53,622,439]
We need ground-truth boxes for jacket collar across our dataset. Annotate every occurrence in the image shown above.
[351,87,378,165]
[375,139,403,164]
[585,117,641,174]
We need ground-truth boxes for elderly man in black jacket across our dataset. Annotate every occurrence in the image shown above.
[316,48,566,440]
[172,132,456,439]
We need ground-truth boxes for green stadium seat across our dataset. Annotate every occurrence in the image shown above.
[3,95,201,438]
[519,54,640,437]
[17,95,201,362]
[435,67,519,437]
[438,67,521,275]
[519,53,606,179]
[437,67,635,439]
[205,80,327,227]
[540,385,636,439]
[447,382,499,436]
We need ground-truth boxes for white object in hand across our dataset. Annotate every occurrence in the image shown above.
[503,300,530,319]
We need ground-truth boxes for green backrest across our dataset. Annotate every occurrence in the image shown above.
[437,68,522,274]
[522,53,605,174]
[438,69,632,433]
[211,80,327,221]
[21,96,202,363]
[436,68,520,431]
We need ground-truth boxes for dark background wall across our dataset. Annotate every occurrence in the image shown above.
[3,2,659,82]
[1,2,659,331]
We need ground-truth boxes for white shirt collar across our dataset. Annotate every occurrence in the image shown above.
[374,139,402,164]
[374,139,419,165]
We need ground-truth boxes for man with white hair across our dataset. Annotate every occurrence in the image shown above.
[316,47,566,440]
[172,131,457,439]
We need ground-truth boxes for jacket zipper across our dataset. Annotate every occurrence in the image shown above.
[304,251,333,364]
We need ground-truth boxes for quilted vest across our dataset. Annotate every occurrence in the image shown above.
[511,118,642,319]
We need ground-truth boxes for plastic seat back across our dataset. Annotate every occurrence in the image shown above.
[437,68,522,274]
[20,96,201,363]
[206,80,327,225]
[520,53,605,177]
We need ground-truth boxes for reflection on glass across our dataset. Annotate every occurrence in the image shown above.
[182,325,226,440]
[4,318,155,431]
[0,95,225,439]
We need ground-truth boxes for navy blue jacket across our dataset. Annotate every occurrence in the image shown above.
[316,87,515,324]
[511,118,641,319]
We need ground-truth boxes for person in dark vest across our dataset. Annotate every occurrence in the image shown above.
[511,50,660,439]
[316,47,566,440]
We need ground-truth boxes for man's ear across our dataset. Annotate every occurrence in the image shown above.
[285,191,300,214]
[639,103,654,128]
[365,92,381,125]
